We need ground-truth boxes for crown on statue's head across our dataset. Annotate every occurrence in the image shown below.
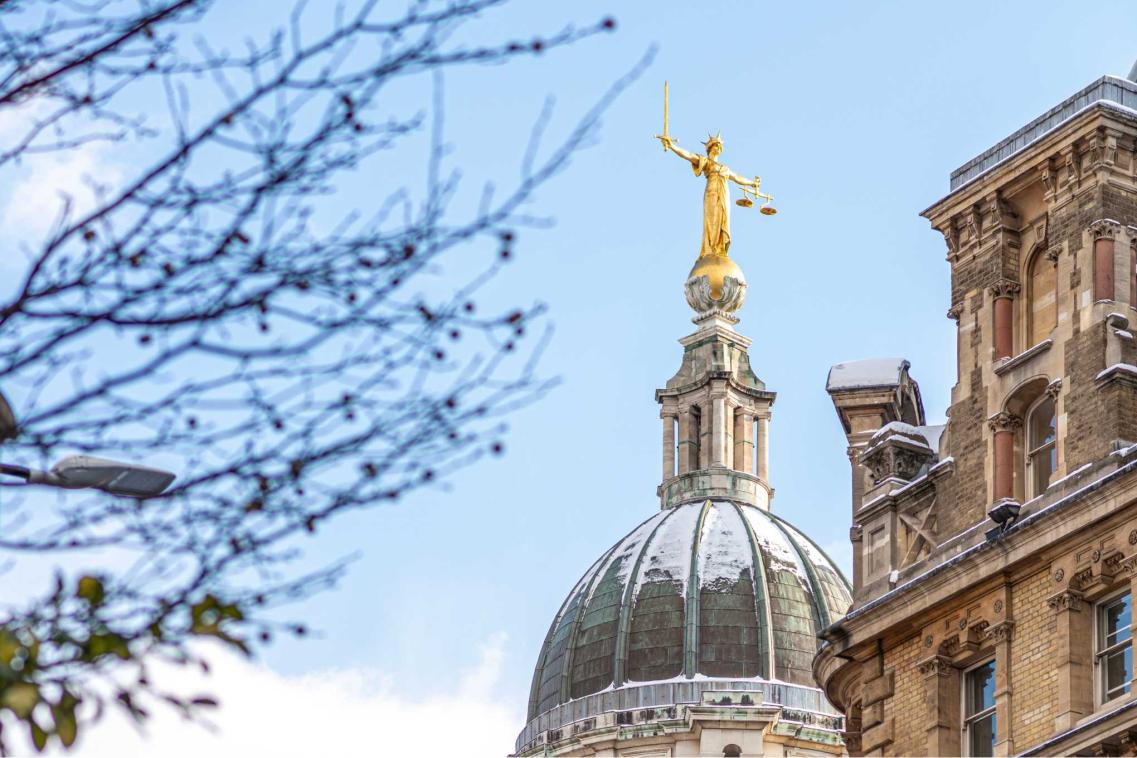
[702,132,723,151]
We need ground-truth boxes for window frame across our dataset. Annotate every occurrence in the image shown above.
[1095,589,1133,707]
[1025,394,1057,499]
[1025,243,1058,350]
[961,658,997,757]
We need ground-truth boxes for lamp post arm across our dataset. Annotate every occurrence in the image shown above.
[0,463,30,480]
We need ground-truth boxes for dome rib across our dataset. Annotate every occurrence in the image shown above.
[612,507,679,686]
[730,501,773,679]
[767,513,830,631]
[683,499,714,677]
[532,543,619,716]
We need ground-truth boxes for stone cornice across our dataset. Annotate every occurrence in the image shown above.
[655,375,776,403]
[923,100,1137,227]
[822,453,1137,664]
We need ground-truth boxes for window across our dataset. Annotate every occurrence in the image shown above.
[1027,249,1057,346]
[1097,592,1133,704]
[1027,396,1056,496]
[963,660,996,756]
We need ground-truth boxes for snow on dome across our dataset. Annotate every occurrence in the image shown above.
[524,500,852,724]
[826,357,910,391]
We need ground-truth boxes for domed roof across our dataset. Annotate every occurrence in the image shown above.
[526,500,852,722]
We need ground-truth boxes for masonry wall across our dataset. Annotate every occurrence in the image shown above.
[1009,569,1057,749]
[877,635,922,757]
[937,364,988,540]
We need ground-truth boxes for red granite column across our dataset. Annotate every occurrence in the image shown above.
[989,412,1021,502]
[990,280,1020,361]
[1091,219,1121,302]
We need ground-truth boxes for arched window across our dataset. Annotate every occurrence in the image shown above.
[1027,249,1057,347]
[1027,395,1056,496]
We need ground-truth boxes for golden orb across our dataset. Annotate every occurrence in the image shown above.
[687,253,746,302]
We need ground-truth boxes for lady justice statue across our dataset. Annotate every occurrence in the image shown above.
[654,82,775,322]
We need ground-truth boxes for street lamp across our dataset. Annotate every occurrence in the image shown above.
[0,390,176,497]
[0,456,176,497]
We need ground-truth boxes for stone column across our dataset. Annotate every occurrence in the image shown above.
[988,412,1021,502]
[990,280,1020,360]
[699,402,711,469]
[661,412,676,481]
[1091,219,1120,302]
[711,395,727,467]
[756,414,770,482]
[989,621,1015,756]
[725,402,735,469]
[733,409,753,474]
[678,409,694,475]
[917,655,960,757]
[1049,588,1092,731]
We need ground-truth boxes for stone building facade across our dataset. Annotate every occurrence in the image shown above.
[814,74,1137,756]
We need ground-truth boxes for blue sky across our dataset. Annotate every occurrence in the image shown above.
[8,0,1137,753]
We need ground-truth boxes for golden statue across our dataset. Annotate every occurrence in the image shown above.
[654,82,775,320]
[655,82,775,260]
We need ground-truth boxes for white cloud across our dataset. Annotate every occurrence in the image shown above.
[36,634,520,757]
[1,142,119,246]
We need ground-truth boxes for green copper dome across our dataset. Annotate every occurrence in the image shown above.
[525,499,852,722]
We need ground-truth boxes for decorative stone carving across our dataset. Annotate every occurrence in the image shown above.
[988,279,1022,299]
[1040,157,1058,198]
[849,524,863,541]
[683,273,745,323]
[946,303,962,321]
[966,205,982,243]
[1064,146,1082,187]
[1047,589,1085,613]
[859,423,935,483]
[1046,379,1063,400]
[1089,218,1121,240]
[941,223,960,258]
[1045,245,1061,263]
[916,656,953,677]
[986,620,1015,644]
[987,412,1022,433]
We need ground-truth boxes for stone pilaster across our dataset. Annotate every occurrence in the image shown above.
[917,655,960,757]
[1048,588,1092,731]
[988,621,1015,756]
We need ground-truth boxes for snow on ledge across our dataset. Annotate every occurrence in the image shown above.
[1096,363,1137,382]
[827,357,909,391]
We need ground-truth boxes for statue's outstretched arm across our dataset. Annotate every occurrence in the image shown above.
[727,169,758,188]
[662,138,698,165]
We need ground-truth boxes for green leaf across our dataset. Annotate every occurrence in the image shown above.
[2,681,39,718]
[51,699,77,748]
[0,631,20,667]
[28,719,47,752]
[85,633,131,661]
[76,576,105,606]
